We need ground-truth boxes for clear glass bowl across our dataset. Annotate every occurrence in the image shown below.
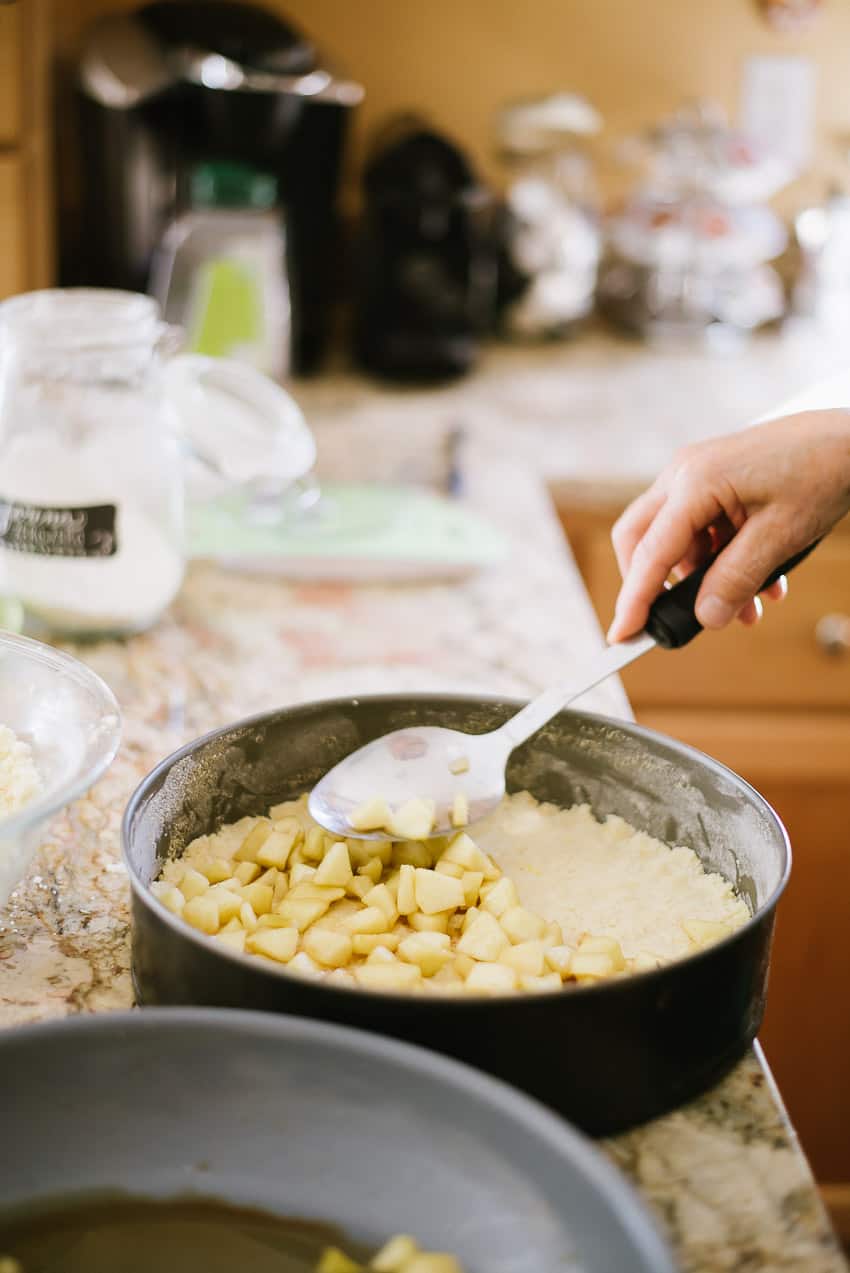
[0,632,121,906]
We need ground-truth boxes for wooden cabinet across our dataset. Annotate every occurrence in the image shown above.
[0,0,54,297]
[558,494,850,1192]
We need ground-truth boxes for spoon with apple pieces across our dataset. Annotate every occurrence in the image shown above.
[309,541,818,840]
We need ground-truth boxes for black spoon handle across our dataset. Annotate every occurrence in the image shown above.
[646,539,821,650]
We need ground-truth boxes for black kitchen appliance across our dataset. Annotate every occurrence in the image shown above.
[62,1,363,372]
[352,119,497,381]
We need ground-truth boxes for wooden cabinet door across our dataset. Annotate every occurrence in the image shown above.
[0,154,26,298]
[0,3,22,147]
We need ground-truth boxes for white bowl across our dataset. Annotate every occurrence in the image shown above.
[0,632,121,906]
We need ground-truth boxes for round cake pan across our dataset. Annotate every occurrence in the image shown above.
[0,1008,676,1272]
[123,694,790,1134]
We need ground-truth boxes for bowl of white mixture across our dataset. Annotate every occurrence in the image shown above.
[0,632,121,907]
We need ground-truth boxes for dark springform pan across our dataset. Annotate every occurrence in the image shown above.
[123,694,790,1136]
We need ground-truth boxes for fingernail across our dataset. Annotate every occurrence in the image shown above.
[697,596,735,628]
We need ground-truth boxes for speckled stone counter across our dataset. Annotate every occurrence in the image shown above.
[1,340,846,1273]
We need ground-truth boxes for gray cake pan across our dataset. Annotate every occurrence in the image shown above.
[0,1008,676,1272]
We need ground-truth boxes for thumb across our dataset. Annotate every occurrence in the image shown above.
[695,514,794,630]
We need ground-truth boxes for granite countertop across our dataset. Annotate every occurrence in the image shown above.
[1,331,847,1273]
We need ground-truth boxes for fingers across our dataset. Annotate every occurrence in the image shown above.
[611,484,667,579]
[736,596,763,626]
[695,517,793,629]
[608,492,722,641]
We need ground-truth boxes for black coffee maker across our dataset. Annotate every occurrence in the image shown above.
[352,119,497,381]
[62,1,363,372]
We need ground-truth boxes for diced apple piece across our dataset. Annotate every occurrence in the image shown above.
[465,962,518,993]
[325,969,356,989]
[348,796,392,832]
[457,911,509,961]
[397,863,417,915]
[434,859,464,879]
[448,755,470,775]
[182,894,220,935]
[577,935,625,970]
[288,951,321,977]
[440,833,486,873]
[352,931,401,956]
[501,906,546,945]
[450,792,469,828]
[233,861,262,886]
[406,1257,463,1273]
[355,856,381,885]
[268,800,297,822]
[371,839,394,866]
[347,875,374,901]
[273,874,289,905]
[178,868,210,901]
[303,929,353,969]
[409,911,451,933]
[240,901,258,932]
[389,798,435,841]
[682,918,733,946]
[414,868,465,915]
[315,1245,362,1273]
[391,841,433,870]
[366,945,397,965]
[207,886,243,925]
[371,1234,420,1270]
[454,953,475,980]
[315,840,353,887]
[303,826,330,862]
[499,940,545,977]
[234,820,272,862]
[461,906,479,933]
[345,906,390,934]
[571,951,617,979]
[398,935,454,977]
[354,962,422,991]
[256,913,292,929]
[519,972,563,993]
[246,926,298,962]
[629,952,661,972]
[257,821,301,868]
[288,882,345,904]
[290,863,317,885]
[542,920,563,947]
[363,883,397,924]
[240,880,274,916]
[459,871,484,908]
[480,877,520,918]
[544,945,574,978]
[277,897,331,931]
[200,858,233,884]
[215,929,246,954]
[150,881,185,916]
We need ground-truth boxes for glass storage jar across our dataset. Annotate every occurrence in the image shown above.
[0,289,316,640]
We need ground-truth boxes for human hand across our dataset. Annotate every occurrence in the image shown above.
[607,409,850,643]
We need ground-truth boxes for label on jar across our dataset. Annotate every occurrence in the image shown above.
[0,498,118,558]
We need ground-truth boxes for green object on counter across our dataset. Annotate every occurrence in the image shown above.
[189,482,508,580]
[186,258,263,359]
